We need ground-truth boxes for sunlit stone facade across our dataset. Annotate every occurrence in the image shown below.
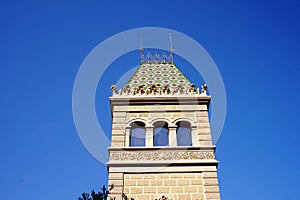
[107,60,220,200]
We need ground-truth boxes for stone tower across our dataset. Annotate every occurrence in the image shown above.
[107,52,220,200]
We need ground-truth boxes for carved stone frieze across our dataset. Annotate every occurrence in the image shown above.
[110,150,215,161]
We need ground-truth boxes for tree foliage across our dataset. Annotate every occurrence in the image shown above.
[78,185,114,200]
[78,185,170,200]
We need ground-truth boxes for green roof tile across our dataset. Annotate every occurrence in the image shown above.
[124,63,193,91]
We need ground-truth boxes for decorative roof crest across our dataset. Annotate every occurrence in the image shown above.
[139,33,174,64]
[140,52,173,64]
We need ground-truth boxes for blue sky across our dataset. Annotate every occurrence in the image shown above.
[1,0,300,199]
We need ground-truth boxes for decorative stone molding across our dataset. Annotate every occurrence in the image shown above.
[112,85,208,97]
[110,150,215,161]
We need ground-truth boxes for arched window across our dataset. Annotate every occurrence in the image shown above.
[130,121,146,147]
[153,121,169,146]
[176,121,192,146]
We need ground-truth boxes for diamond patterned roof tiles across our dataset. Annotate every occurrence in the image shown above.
[124,63,193,91]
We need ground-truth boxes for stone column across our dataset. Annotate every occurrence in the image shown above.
[145,126,153,147]
[169,126,177,146]
[125,127,131,147]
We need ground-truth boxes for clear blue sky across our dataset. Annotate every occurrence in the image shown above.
[0,0,299,199]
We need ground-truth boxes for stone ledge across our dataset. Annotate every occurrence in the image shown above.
[107,159,219,167]
[108,146,216,151]
[109,165,218,173]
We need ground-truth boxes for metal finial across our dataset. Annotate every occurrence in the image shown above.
[169,33,173,52]
[169,33,174,63]
[139,33,144,64]
[139,33,143,54]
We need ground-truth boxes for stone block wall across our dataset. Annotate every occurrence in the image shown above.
[110,103,213,148]
[108,172,124,200]
[108,172,220,200]
[123,172,204,200]
[122,172,220,200]
[108,97,220,200]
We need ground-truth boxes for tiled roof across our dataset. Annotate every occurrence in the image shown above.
[124,63,193,91]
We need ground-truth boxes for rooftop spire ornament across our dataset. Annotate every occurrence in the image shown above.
[139,32,143,55]
[169,33,174,63]
[139,33,174,64]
